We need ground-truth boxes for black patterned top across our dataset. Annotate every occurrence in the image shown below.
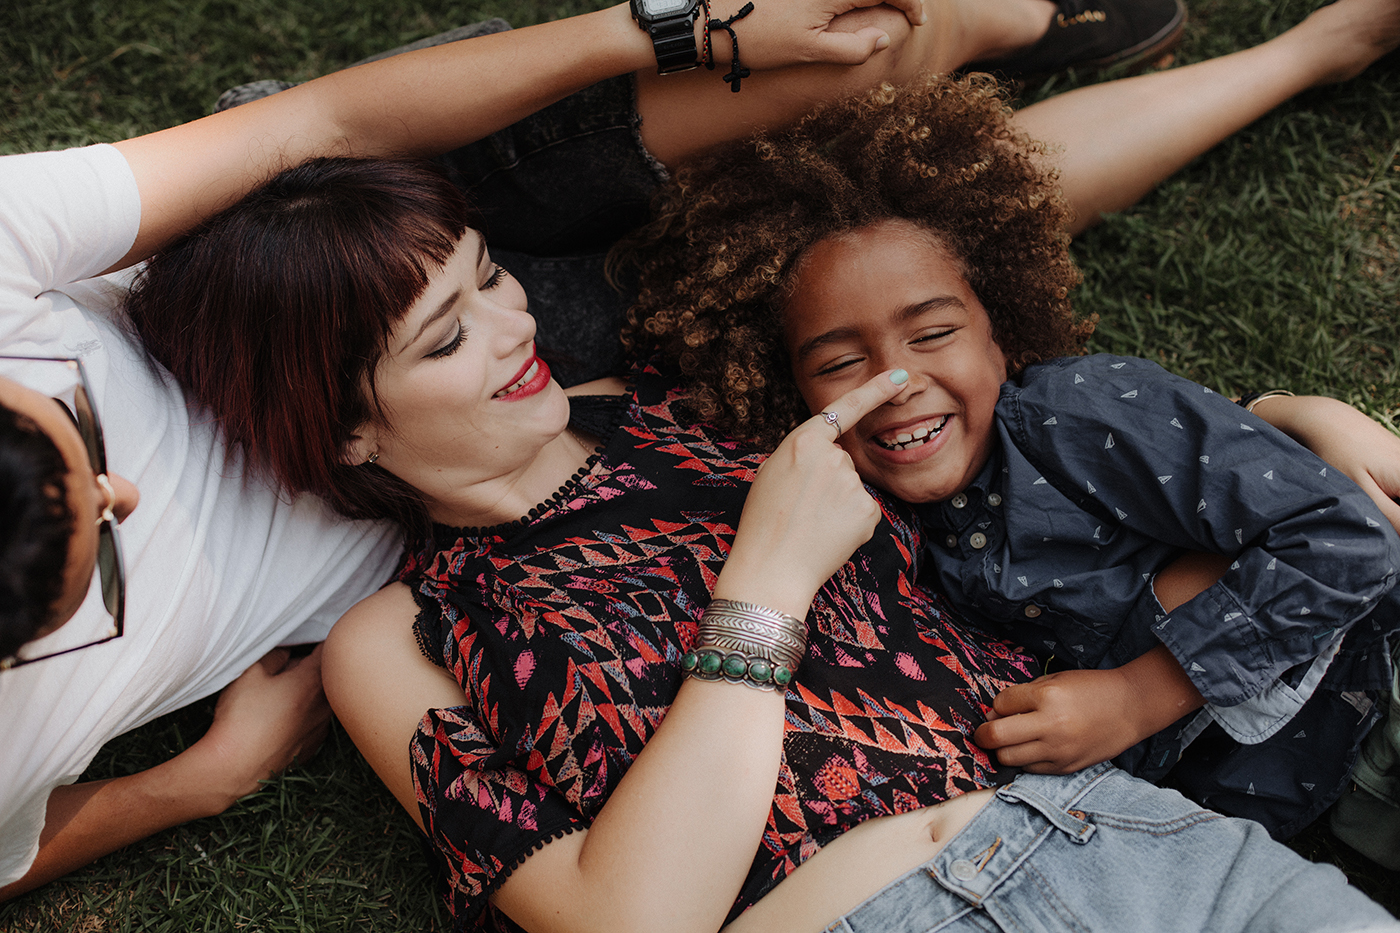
[399,364,1036,932]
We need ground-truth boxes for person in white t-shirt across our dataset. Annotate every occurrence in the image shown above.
[0,0,956,897]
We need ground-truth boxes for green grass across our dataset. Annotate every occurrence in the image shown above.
[2,0,1397,928]
[1039,0,1400,422]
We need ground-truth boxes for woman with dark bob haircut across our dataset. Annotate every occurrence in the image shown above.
[118,1,1400,928]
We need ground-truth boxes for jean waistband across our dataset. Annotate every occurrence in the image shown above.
[928,763,1115,906]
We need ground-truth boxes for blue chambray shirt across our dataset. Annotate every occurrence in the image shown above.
[916,354,1400,836]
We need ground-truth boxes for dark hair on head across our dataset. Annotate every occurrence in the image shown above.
[126,157,479,535]
[0,400,74,660]
[617,73,1094,450]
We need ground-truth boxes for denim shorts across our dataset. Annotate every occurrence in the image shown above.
[828,764,1399,933]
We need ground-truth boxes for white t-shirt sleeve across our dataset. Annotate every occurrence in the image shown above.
[0,144,139,350]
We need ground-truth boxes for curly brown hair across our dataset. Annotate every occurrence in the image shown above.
[617,73,1094,450]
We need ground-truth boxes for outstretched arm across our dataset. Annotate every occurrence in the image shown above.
[0,647,330,902]
[109,0,924,270]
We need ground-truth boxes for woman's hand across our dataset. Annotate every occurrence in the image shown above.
[721,0,927,70]
[716,370,908,617]
[1251,395,1400,532]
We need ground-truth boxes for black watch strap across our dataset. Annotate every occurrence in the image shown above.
[647,15,700,74]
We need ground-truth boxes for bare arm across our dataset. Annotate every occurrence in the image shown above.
[109,0,924,269]
[0,647,330,901]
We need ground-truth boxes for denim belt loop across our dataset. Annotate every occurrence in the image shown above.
[995,785,1097,844]
[994,765,1111,845]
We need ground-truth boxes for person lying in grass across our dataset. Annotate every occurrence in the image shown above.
[122,86,1400,933]
[110,7,1400,930]
[622,71,1400,844]
[0,0,957,899]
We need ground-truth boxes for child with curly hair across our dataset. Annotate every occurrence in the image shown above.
[622,71,1400,842]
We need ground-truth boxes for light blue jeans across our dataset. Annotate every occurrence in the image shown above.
[828,764,1398,933]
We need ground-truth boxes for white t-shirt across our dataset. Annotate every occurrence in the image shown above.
[0,145,401,886]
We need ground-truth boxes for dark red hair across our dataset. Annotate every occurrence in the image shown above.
[125,157,477,533]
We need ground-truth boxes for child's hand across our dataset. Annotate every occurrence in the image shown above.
[974,645,1206,773]
[973,668,1150,773]
[1249,395,1400,533]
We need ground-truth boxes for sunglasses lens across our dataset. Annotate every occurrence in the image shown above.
[97,521,122,625]
[71,383,106,475]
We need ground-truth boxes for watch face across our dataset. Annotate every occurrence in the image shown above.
[638,0,692,17]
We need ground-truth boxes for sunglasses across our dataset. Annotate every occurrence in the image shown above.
[1,356,125,670]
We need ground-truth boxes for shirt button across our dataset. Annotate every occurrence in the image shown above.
[969,533,987,549]
[950,493,969,509]
[950,859,979,881]
[945,534,959,548]
[1024,604,1042,618]
[987,493,1002,507]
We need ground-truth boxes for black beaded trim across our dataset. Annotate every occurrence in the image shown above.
[472,822,585,925]
[411,585,448,668]
[433,392,630,541]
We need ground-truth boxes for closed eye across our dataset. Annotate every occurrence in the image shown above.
[427,323,468,359]
[814,356,863,377]
[912,327,957,345]
[482,263,507,290]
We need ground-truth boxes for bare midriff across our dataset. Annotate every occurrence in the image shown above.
[725,786,998,933]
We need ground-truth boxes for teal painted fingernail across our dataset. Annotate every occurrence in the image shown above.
[891,369,909,385]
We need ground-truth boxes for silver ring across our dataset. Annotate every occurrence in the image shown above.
[822,410,840,436]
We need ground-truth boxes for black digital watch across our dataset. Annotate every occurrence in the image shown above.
[630,0,702,74]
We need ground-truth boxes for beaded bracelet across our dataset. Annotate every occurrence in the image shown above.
[681,646,794,691]
[705,1,754,92]
[1237,389,1295,413]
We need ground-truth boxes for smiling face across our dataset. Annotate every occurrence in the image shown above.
[347,230,574,526]
[784,219,1008,504]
